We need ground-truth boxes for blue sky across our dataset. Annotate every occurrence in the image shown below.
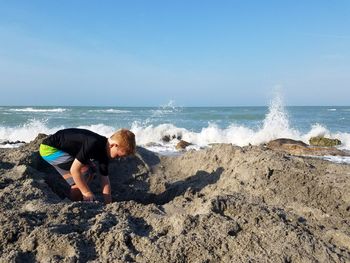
[0,1,349,106]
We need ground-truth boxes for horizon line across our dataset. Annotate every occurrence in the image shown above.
[1,104,349,108]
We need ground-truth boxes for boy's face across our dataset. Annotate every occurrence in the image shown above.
[109,143,127,159]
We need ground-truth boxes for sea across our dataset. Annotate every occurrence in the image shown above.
[1,97,350,163]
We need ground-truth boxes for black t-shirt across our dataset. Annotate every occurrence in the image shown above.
[43,128,109,176]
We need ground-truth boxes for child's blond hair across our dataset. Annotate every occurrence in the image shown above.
[110,129,136,155]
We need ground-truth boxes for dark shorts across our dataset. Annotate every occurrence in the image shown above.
[40,144,74,186]
[40,144,95,186]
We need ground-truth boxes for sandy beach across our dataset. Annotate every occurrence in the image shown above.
[2,0,350,261]
[0,134,349,262]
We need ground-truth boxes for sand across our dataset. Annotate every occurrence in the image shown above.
[0,135,349,262]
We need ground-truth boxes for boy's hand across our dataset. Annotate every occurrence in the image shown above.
[71,159,94,201]
[82,191,95,202]
[101,175,112,205]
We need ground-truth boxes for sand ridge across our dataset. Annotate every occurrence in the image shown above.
[0,135,349,262]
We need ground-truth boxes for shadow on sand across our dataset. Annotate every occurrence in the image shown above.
[109,147,223,205]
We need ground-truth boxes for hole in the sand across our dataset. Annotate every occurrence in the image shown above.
[114,167,224,205]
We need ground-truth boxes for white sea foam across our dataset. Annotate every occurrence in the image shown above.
[77,124,116,137]
[0,142,26,148]
[302,123,329,140]
[128,96,350,158]
[1,98,350,165]
[317,156,350,164]
[88,109,131,113]
[1,119,350,163]
[332,132,350,151]
[0,119,63,143]
[327,108,337,111]
[151,100,183,116]
[0,121,116,145]
[9,107,67,113]
[253,95,300,144]
[128,121,350,154]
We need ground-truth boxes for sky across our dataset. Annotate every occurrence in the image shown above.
[0,1,349,106]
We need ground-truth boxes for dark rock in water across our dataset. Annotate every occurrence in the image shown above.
[267,138,348,156]
[267,138,308,148]
[176,140,192,150]
[162,134,183,143]
[0,140,26,145]
[162,135,171,142]
[0,134,48,147]
[309,136,341,147]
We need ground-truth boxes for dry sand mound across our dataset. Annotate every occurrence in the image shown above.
[0,136,349,262]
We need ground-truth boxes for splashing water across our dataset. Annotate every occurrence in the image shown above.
[253,94,301,144]
[1,97,350,159]
[151,100,183,117]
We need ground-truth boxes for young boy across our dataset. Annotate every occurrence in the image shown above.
[39,128,136,204]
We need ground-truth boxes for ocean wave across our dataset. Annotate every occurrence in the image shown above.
[1,99,350,158]
[8,107,67,113]
[1,119,350,156]
[327,108,337,111]
[130,96,350,152]
[150,100,183,116]
[0,119,63,144]
[87,109,131,113]
[77,124,116,137]
[151,109,178,115]
[0,142,25,148]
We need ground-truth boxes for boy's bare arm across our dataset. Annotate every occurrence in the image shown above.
[101,175,112,204]
[70,159,95,201]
